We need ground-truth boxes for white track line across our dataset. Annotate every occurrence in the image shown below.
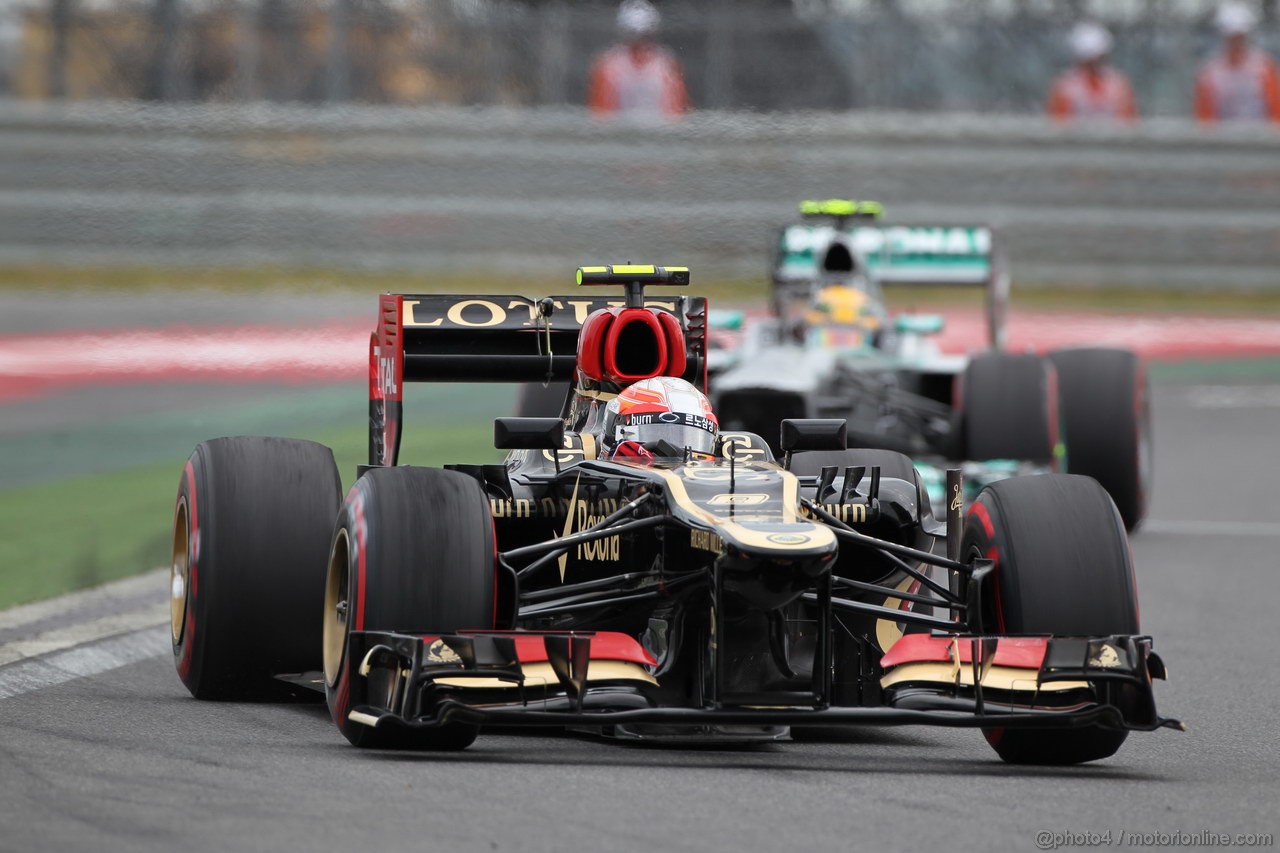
[0,626,168,701]
[0,570,170,700]
[0,603,169,668]
[1141,519,1280,537]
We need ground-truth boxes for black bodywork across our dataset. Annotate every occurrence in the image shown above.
[345,288,1176,741]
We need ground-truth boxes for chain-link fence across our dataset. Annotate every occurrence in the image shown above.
[5,0,1280,115]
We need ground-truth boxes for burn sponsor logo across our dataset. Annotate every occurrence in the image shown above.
[489,498,534,519]
[818,502,868,524]
[489,493,627,521]
[627,412,717,434]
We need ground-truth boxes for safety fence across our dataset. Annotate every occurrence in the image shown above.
[1,100,1279,287]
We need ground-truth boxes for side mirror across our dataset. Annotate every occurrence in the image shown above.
[494,417,565,450]
[894,314,945,335]
[780,418,848,456]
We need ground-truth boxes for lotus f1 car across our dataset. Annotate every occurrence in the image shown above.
[709,201,1152,531]
[170,264,1178,764]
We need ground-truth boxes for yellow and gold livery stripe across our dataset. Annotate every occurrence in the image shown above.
[643,465,836,553]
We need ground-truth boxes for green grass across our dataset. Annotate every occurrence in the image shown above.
[0,458,180,609]
[0,404,502,611]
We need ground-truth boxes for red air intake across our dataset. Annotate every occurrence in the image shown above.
[577,307,687,384]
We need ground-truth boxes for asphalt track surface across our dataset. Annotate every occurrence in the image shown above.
[0,373,1278,853]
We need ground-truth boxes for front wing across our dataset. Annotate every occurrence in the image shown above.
[338,629,1182,736]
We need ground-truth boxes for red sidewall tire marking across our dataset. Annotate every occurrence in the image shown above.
[176,460,199,681]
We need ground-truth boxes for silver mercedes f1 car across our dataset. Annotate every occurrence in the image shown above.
[710,201,1151,531]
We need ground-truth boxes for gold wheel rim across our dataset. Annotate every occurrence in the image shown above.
[323,530,350,687]
[171,498,190,644]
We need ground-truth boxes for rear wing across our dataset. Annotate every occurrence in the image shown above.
[774,223,1009,349]
[369,293,707,467]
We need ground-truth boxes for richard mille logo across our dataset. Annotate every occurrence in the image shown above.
[949,484,963,513]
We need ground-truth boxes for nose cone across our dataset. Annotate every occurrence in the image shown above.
[715,522,837,610]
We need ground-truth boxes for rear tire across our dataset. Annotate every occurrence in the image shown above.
[961,474,1138,765]
[1049,348,1150,531]
[961,353,1059,466]
[324,467,495,750]
[172,437,341,700]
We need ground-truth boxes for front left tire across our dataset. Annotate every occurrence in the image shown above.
[324,466,496,750]
[961,474,1139,765]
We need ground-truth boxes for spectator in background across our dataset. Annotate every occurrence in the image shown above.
[588,0,688,119]
[1195,2,1280,123]
[1047,21,1137,122]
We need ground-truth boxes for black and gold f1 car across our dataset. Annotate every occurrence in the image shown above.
[170,265,1179,764]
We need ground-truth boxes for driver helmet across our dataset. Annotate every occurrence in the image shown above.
[805,284,883,351]
[601,376,718,455]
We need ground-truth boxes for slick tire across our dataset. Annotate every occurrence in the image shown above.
[172,437,341,700]
[961,353,1059,466]
[324,466,496,750]
[961,474,1139,765]
[516,381,571,419]
[1049,347,1151,531]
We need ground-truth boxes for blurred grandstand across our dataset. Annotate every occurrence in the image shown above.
[2,0,1279,115]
